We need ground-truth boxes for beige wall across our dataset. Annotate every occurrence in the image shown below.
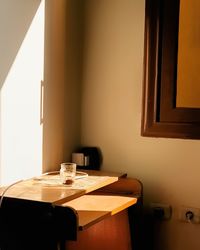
[81,0,200,250]
[43,0,83,172]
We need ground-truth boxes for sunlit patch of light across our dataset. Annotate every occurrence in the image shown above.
[0,1,44,185]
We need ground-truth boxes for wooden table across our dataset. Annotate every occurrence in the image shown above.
[0,170,142,250]
[0,171,120,204]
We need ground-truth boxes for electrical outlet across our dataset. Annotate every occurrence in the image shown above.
[179,206,200,223]
[150,203,172,220]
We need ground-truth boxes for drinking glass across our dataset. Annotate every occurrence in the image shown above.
[60,163,76,186]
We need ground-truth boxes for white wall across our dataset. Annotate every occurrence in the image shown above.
[0,0,44,184]
[81,0,200,249]
[0,0,43,184]
[0,0,41,88]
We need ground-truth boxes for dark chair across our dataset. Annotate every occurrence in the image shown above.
[0,197,78,250]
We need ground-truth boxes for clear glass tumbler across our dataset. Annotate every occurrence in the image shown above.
[60,162,76,186]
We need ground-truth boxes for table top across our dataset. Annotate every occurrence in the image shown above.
[0,170,121,205]
[63,194,137,230]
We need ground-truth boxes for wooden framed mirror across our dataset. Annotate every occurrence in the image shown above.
[141,0,200,139]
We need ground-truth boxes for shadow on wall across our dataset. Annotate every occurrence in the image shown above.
[0,0,41,89]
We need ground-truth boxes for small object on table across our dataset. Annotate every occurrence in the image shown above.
[60,163,76,186]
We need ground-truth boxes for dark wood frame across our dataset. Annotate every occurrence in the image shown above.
[141,0,200,139]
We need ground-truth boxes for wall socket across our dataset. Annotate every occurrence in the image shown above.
[150,203,172,220]
[179,206,200,223]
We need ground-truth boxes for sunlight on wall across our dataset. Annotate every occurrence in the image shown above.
[0,1,44,185]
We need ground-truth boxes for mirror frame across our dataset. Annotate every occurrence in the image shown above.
[141,0,200,139]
